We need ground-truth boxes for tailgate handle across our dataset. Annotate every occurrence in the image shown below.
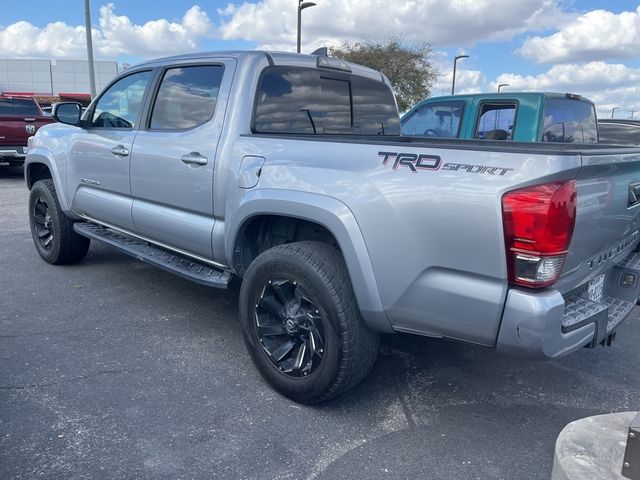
[629,182,640,207]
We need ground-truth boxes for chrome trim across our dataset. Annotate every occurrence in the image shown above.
[0,148,25,157]
[78,214,228,270]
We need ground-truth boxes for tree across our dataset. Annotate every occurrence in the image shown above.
[329,38,438,113]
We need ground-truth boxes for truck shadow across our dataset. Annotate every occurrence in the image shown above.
[0,163,25,179]
[83,242,639,419]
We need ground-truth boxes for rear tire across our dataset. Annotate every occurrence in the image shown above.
[239,241,379,404]
[28,179,90,264]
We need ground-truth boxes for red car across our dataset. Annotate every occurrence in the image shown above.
[0,95,54,166]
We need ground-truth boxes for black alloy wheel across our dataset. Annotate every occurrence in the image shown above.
[32,196,54,251]
[254,278,325,377]
[239,241,380,404]
[28,179,90,264]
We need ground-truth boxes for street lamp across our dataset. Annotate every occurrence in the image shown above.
[611,107,620,118]
[451,54,469,95]
[297,0,317,53]
[498,83,509,92]
[84,0,96,98]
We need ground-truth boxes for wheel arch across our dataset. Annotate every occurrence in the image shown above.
[227,190,392,333]
[25,149,75,216]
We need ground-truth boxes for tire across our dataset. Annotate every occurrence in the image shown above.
[28,179,90,264]
[239,241,379,404]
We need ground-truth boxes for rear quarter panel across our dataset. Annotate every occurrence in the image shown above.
[230,136,582,345]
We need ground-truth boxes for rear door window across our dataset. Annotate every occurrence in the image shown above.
[253,66,400,135]
[401,100,465,138]
[541,98,597,143]
[149,65,224,130]
[475,103,516,140]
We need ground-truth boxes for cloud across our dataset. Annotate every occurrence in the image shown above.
[520,7,640,64]
[0,3,213,59]
[218,0,570,52]
[492,62,640,117]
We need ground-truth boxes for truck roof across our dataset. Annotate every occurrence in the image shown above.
[135,50,387,82]
[420,92,595,104]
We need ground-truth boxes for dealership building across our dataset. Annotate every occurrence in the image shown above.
[0,58,119,105]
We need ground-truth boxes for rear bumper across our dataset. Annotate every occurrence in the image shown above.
[496,263,640,358]
[0,146,26,160]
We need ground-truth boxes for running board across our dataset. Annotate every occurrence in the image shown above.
[73,222,231,289]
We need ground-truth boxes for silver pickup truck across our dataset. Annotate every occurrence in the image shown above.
[24,50,640,403]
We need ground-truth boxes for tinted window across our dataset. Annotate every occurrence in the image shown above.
[541,98,597,143]
[475,103,516,140]
[91,70,153,128]
[401,100,464,138]
[150,65,224,130]
[253,66,399,135]
[0,98,40,115]
[598,123,640,145]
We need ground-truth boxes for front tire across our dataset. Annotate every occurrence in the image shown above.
[239,241,379,404]
[28,179,90,264]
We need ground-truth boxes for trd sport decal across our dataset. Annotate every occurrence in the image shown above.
[379,151,440,171]
[378,151,513,176]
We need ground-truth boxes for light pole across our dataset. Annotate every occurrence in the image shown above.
[451,54,469,95]
[84,0,96,98]
[297,0,317,53]
[611,107,620,118]
[498,83,509,92]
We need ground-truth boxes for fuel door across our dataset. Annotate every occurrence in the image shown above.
[238,155,265,189]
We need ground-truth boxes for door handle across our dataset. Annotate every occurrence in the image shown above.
[180,152,208,166]
[110,145,129,157]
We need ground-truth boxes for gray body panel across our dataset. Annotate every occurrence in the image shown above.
[130,58,237,260]
[67,129,138,232]
[25,50,640,356]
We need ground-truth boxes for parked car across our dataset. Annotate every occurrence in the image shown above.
[598,119,640,145]
[401,92,598,143]
[0,95,54,166]
[24,51,640,403]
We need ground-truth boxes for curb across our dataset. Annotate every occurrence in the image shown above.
[552,411,637,479]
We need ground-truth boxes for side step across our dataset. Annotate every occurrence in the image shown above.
[73,222,231,289]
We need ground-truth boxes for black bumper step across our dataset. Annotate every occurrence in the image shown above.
[74,222,231,289]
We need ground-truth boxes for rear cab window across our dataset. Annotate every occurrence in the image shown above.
[253,66,400,135]
[0,98,41,116]
[541,97,597,143]
[598,122,640,145]
[475,102,516,140]
[401,100,465,138]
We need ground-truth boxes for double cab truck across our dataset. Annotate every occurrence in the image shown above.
[24,51,640,403]
[0,95,54,165]
[401,92,598,143]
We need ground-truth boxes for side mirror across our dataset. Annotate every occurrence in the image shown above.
[52,102,83,126]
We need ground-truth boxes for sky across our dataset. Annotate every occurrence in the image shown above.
[1,0,639,117]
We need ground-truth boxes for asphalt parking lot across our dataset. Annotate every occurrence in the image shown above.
[1,164,639,480]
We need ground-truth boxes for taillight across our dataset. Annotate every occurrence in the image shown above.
[502,180,577,288]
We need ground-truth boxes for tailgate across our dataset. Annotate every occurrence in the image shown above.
[0,115,37,146]
[556,148,640,338]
